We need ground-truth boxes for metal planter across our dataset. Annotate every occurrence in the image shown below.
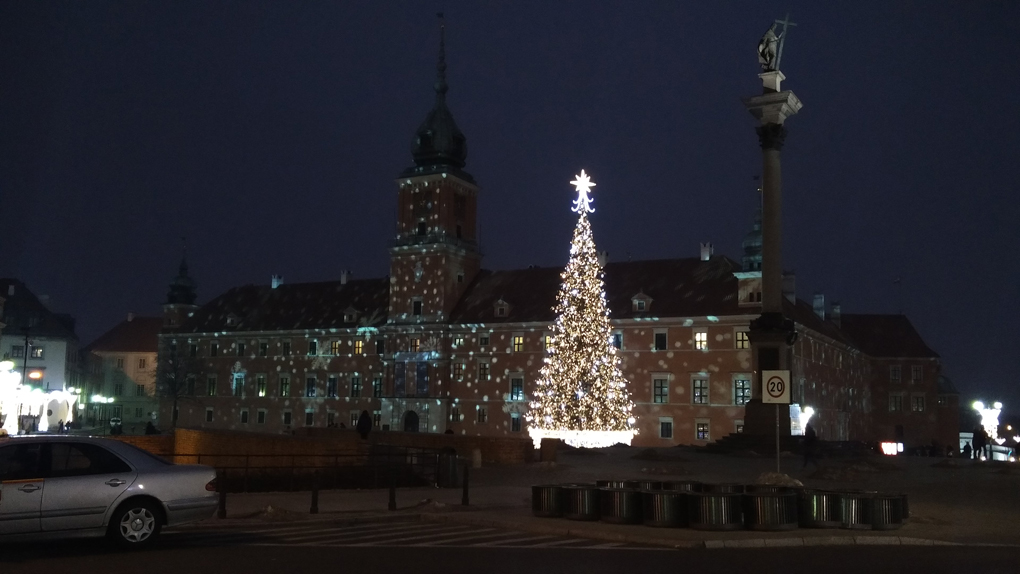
[596,479,627,489]
[642,490,689,528]
[871,494,905,531]
[745,484,791,494]
[839,491,874,530]
[531,484,563,518]
[798,489,840,528]
[688,492,744,531]
[662,480,704,493]
[623,480,662,491]
[743,491,799,531]
[599,488,643,524]
[562,485,601,521]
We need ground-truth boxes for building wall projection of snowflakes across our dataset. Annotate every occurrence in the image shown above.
[526,171,637,448]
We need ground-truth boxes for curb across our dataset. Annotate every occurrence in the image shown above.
[419,512,980,549]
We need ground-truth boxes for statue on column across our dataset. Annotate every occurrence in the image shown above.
[757,24,781,71]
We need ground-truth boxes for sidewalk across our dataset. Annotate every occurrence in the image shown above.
[192,447,1020,548]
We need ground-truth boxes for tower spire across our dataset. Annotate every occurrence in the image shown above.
[435,12,448,100]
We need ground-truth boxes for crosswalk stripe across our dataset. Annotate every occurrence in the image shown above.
[300,524,476,546]
[353,527,498,547]
[476,534,557,546]
[409,530,540,547]
[529,538,596,547]
[588,542,625,548]
[262,522,431,543]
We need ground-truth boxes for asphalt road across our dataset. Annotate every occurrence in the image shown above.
[1,521,1017,574]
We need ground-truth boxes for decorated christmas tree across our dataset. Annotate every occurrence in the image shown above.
[527,170,637,448]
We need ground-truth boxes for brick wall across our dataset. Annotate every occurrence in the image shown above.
[297,427,532,465]
[107,434,175,456]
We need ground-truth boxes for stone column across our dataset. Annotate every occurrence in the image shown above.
[740,71,802,436]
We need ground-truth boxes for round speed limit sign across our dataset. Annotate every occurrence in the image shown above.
[762,370,790,404]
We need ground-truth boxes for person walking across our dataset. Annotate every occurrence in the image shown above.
[962,441,972,459]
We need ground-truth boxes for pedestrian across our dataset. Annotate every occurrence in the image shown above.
[356,410,372,439]
[803,423,818,469]
[972,427,986,460]
[962,442,971,459]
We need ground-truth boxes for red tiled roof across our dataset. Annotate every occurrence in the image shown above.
[178,278,390,333]
[85,316,163,353]
[838,314,939,358]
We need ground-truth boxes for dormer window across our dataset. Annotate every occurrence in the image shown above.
[636,300,646,311]
[343,307,358,323]
[225,314,239,327]
[631,293,652,312]
[494,298,509,318]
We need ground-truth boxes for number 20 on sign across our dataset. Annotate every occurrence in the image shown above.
[762,370,791,404]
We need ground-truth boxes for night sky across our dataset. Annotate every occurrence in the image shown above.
[1,2,1018,409]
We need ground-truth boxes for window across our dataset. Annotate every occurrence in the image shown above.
[654,332,667,351]
[409,338,420,352]
[889,394,903,412]
[635,300,646,311]
[283,411,292,426]
[113,383,124,396]
[734,379,752,406]
[256,374,267,397]
[305,411,314,426]
[279,375,291,397]
[653,378,669,404]
[477,407,488,423]
[305,377,317,398]
[660,418,674,439]
[354,340,363,355]
[0,443,43,481]
[937,396,948,407]
[512,335,524,352]
[510,377,524,401]
[259,342,268,357]
[237,342,246,356]
[612,332,623,349]
[330,340,341,355]
[232,374,245,397]
[453,363,464,379]
[47,443,131,477]
[282,341,291,355]
[480,335,490,346]
[327,412,336,427]
[9,345,24,358]
[453,337,465,347]
[693,378,709,404]
[373,411,381,428]
[544,335,553,350]
[495,305,507,317]
[696,422,710,441]
[372,376,383,398]
[190,344,199,358]
[735,420,745,434]
[117,358,125,369]
[308,340,318,356]
[186,374,196,396]
[350,411,360,427]
[911,365,922,383]
[457,271,464,283]
[350,376,362,398]
[890,365,901,383]
[478,362,490,380]
[511,413,521,432]
[735,331,750,349]
[205,408,214,423]
[135,407,143,418]
[136,384,145,397]
[240,409,249,424]
[375,340,385,355]
[138,358,147,369]
[210,342,218,357]
[257,410,267,424]
[695,331,708,350]
[29,346,44,359]
[451,406,461,423]
[327,376,338,398]
[412,300,423,316]
[912,395,925,412]
[207,375,217,396]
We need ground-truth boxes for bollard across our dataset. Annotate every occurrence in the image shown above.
[310,472,320,514]
[388,469,397,511]
[217,470,227,519]
[461,461,470,506]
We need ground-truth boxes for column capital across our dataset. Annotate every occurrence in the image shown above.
[756,124,787,151]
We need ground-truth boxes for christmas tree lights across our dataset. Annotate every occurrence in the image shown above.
[526,170,637,448]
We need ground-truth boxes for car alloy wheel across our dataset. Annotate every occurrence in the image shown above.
[111,501,162,547]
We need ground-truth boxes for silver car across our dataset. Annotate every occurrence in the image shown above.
[0,436,217,547]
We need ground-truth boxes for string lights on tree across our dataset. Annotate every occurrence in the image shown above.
[526,170,637,449]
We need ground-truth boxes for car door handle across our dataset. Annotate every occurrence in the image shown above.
[18,484,40,493]
[105,479,127,487]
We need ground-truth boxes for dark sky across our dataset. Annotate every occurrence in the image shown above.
[1,1,1018,409]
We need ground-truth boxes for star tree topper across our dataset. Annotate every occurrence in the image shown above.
[570,170,596,213]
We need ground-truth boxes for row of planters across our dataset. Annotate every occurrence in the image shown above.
[532,480,907,531]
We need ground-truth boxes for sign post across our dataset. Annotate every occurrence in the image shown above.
[762,370,791,474]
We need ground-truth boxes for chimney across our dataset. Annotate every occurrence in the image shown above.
[699,242,714,261]
[813,292,826,320]
[340,270,351,285]
[271,275,283,289]
[831,301,841,327]
[782,272,796,304]
[127,312,135,322]
[597,251,608,266]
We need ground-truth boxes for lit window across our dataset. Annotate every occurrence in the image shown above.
[478,362,490,380]
[308,340,318,356]
[350,412,359,427]
[544,335,553,350]
[695,331,708,350]
[696,422,710,441]
[331,341,341,355]
[513,336,524,352]
[354,340,363,355]
[612,332,623,349]
[511,413,521,432]
[256,374,267,397]
[734,379,752,406]
[327,376,338,398]
[477,407,488,423]
[693,379,709,404]
[453,337,465,347]
[660,418,673,439]
[372,376,383,398]
[510,377,524,401]
[654,332,667,351]
[232,374,245,397]
[735,331,750,349]
[889,395,903,412]
[912,395,925,412]
[29,346,44,359]
[279,376,290,397]
[653,378,669,404]
[410,339,420,353]
[350,376,362,398]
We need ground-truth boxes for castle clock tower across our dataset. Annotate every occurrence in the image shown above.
[389,17,480,325]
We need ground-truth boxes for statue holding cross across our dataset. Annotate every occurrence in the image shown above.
[758,14,797,72]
